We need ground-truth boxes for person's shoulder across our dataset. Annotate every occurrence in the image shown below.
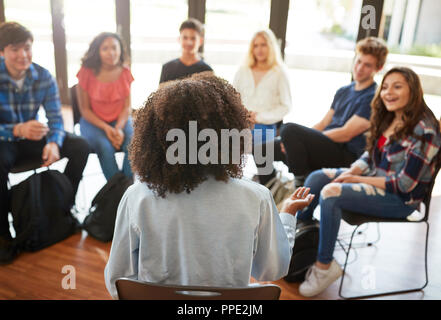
[273,64,290,79]
[30,62,54,81]
[77,66,95,78]
[121,65,134,80]
[234,65,250,76]
[229,177,272,200]
[197,59,212,70]
[162,58,181,69]
[415,115,440,139]
[125,181,154,199]
[338,82,354,93]
[359,82,377,98]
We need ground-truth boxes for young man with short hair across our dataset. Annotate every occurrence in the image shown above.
[258,37,388,187]
[159,18,213,84]
[0,22,90,264]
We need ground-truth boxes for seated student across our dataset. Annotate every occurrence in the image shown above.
[76,32,134,181]
[257,37,388,187]
[104,73,314,299]
[296,67,441,297]
[159,18,213,84]
[233,29,292,146]
[0,22,90,264]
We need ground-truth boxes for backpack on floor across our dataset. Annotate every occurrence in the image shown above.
[265,171,295,211]
[284,218,320,283]
[10,169,80,252]
[82,173,133,242]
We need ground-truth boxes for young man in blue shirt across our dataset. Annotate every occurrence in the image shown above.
[0,22,90,264]
[257,37,388,187]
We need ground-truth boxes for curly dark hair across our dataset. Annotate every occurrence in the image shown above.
[129,72,252,198]
[81,32,128,74]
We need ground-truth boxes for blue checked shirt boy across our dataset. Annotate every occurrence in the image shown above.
[0,57,65,146]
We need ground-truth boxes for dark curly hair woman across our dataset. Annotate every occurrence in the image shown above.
[104,72,314,299]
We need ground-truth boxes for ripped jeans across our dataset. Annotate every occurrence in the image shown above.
[297,168,415,264]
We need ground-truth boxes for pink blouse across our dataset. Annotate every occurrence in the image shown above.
[77,66,134,122]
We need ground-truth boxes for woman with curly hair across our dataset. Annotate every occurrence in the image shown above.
[104,73,314,299]
[294,67,441,297]
[76,32,134,181]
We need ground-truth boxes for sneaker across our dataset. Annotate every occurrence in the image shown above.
[0,237,18,266]
[299,260,343,297]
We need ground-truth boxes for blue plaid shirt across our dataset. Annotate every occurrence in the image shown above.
[0,57,65,146]
[352,115,441,206]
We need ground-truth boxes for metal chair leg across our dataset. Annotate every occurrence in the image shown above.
[338,221,429,299]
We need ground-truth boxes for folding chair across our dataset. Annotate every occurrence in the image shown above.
[115,278,281,300]
[338,164,441,299]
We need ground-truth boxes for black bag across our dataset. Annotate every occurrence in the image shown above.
[284,218,320,282]
[82,173,133,242]
[10,169,80,252]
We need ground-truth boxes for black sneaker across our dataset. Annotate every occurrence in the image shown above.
[0,238,18,265]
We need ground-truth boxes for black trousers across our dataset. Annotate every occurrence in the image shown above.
[279,123,358,176]
[0,133,90,238]
[254,136,287,184]
[256,123,359,184]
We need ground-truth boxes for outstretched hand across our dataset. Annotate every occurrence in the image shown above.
[280,187,315,216]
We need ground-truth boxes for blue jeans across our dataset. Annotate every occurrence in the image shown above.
[297,169,416,264]
[80,117,133,181]
[252,123,276,145]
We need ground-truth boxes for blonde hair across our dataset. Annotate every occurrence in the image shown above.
[245,29,284,69]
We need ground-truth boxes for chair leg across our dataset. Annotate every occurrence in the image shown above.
[338,225,360,298]
[339,222,429,300]
[367,223,381,246]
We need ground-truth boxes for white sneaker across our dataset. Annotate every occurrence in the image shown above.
[299,260,343,297]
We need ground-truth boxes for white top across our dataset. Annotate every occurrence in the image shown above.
[233,65,292,125]
[14,77,26,90]
[104,176,296,299]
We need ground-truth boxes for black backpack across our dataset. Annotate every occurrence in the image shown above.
[10,169,80,252]
[284,218,320,282]
[82,173,133,242]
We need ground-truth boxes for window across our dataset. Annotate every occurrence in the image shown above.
[64,0,116,87]
[130,0,188,109]
[204,0,271,82]
[4,0,56,76]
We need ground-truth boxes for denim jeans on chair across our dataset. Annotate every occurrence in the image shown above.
[80,117,133,181]
[296,168,415,264]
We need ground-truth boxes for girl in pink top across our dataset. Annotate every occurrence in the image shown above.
[76,32,134,181]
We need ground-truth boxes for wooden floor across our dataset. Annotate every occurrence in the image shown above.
[2,192,441,300]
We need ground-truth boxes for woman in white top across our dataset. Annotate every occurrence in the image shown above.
[104,72,314,299]
[233,29,292,145]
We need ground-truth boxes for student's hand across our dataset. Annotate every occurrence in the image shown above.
[280,142,286,154]
[41,142,60,167]
[280,187,315,216]
[114,128,124,150]
[17,120,49,141]
[104,125,121,150]
[333,173,360,184]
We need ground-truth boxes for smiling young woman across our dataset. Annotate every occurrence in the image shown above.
[75,32,134,182]
[295,67,441,297]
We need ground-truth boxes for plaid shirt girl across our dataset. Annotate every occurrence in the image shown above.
[352,116,441,206]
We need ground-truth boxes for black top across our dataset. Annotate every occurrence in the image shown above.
[159,58,213,84]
